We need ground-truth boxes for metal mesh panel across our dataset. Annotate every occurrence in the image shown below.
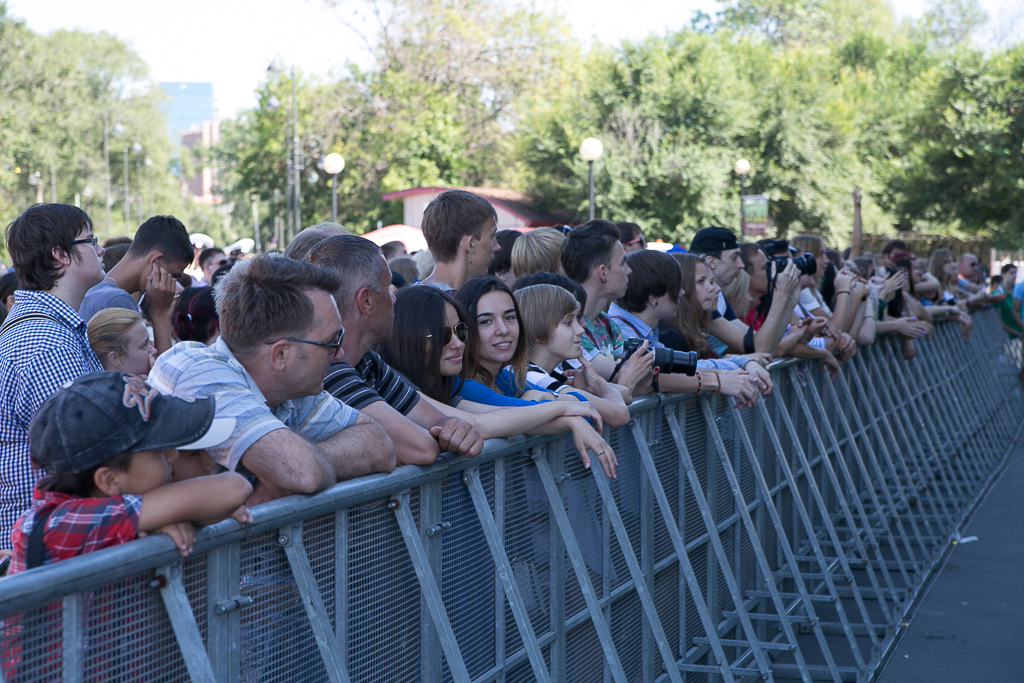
[84,573,190,682]
[238,532,325,683]
[565,620,604,683]
[0,603,64,683]
[503,452,552,658]
[441,467,496,681]
[345,499,420,683]
[610,591,643,681]
[652,408,682,565]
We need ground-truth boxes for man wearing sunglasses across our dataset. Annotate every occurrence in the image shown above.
[309,235,484,462]
[149,253,396,506]
[79,215,193,355]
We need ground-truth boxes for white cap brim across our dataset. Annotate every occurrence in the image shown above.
[178,417,235,451]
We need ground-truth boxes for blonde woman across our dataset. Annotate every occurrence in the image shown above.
[87,308,156,376]
[510,227,565,278]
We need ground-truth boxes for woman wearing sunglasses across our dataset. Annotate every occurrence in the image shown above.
[381,285,619,477]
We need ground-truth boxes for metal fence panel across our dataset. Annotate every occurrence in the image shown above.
[0,310,1020,683]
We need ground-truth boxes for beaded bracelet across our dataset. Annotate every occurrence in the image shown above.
[695,372,704,395]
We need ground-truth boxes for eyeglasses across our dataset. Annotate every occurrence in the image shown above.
[213,259,230,267]
[624,235,646,247]
[71,236,99,248]
[426,321,468,346]
[265,327,345,352]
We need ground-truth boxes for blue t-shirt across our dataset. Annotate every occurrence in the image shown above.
[454,368,549,407]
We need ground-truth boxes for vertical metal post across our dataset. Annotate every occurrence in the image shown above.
[62,594,83,683]
[587,160,595,221]
[738,174,746,233]
[136,158,143,225]
[103,119,112,240]
[331,174,338,223]
[292,75,301,239]
[122,146,130,231]
[207,544,242,681]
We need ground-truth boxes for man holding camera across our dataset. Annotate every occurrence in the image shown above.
[691,227,800,358]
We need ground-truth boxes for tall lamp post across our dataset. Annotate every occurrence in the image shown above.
[132,142,144,226]
[110,122,125,235]
[735,158,751,234]
[322,153,345,223]
[579,138,603,221]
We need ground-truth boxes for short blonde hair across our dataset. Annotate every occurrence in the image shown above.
[88,308,145,368]
[511,228,564,277]
[721,269,751,319]
[514,284,579,355]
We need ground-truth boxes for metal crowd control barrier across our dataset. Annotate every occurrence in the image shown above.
[0,309,1020,683]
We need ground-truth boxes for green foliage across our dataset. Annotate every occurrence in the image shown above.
[0,3,228,261]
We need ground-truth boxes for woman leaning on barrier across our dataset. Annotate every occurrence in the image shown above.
[379,284,619,477]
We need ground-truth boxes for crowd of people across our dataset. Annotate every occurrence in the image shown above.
[0,189,1013,576]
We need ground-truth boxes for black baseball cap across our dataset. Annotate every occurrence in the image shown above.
[29,372,234,475]
[689,227,739,254]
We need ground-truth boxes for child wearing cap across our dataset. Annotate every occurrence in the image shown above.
[7,372,252,574]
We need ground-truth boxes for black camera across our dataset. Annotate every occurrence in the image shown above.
[763,239,816,279]
[622,338,698,376]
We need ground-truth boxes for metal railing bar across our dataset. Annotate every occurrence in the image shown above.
[783,367,888,647]
[723,398,843,682]
[666,406,777,680]
[798,367,902,621]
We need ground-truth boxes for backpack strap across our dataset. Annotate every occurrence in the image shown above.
[0,312,64,338]
[26,506,55,571]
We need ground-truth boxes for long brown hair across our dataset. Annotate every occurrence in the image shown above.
[669,253,711,355]
[455,276,529,396]
[929,249,956,291]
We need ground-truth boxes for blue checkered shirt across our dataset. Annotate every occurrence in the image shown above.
[0,290,103,548]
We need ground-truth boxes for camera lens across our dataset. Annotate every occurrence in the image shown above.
[791,254,817,276]
[652,348,698,376]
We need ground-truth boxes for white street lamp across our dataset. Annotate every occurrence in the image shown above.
[322,153,345,223]
[579,138,604,221]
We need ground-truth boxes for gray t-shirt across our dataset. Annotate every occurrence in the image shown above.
[78,279,137,325]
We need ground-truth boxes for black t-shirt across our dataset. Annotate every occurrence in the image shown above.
[323,350,420,416]
[657,321,692,353]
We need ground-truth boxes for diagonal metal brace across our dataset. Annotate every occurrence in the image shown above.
[391,491,472,683]
[157,563,216,683]
[279,524,351,683]
[463,468,553,683]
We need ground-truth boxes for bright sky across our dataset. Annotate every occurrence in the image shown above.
[8,0,1022,119]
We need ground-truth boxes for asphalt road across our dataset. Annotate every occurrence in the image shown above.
[877,443,1024,682]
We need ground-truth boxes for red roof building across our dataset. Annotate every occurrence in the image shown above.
[381,187,572,229]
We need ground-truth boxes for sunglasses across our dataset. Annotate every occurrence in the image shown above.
[427,322,468,346]
[71,236,99,248]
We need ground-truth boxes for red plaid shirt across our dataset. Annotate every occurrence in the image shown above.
[8,489,142,574]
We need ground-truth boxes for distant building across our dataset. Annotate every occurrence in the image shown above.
[382,187,573,229]
[159,82,220,205]
[180,121,221,205]
[159,82,214,141]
